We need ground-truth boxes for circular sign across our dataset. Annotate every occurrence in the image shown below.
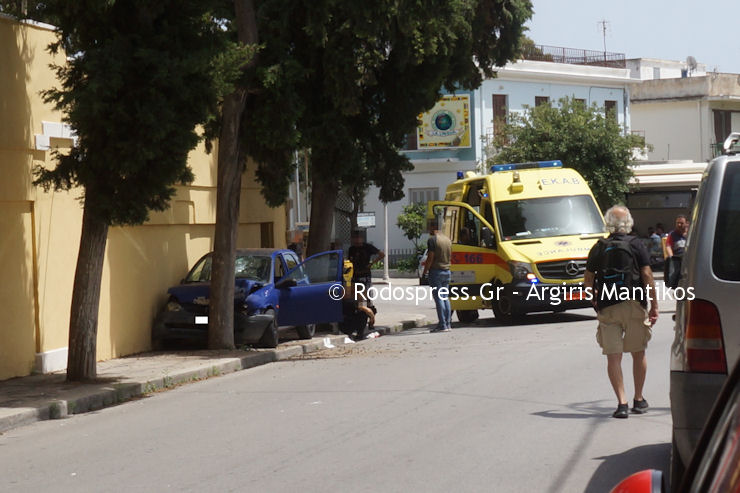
[432,110,456,132]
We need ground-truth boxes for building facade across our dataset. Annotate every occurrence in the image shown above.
[363,48,635,254]
[631,73,740,163]
[0,17,285,380]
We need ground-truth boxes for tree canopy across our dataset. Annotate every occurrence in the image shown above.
[488,97,647,209]
[26,0,228,379]
[34,2,224,225]
[237,0,533,253]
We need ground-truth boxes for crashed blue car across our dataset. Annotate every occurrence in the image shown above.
[152,249,345,348]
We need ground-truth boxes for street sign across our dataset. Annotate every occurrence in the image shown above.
[357,212,376,228]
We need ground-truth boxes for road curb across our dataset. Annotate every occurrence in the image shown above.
[0,317,427,434]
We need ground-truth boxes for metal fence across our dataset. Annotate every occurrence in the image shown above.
[386,248,418,269]
[521,44,626,69]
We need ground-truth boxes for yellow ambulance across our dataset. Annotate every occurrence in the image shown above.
[428,160,606,324]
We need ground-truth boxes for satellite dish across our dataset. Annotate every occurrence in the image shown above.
[686,56,698,74]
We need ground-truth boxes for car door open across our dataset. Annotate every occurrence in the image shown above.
[277,250,344,327]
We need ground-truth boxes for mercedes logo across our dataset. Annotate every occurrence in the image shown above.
[565,261,580,276]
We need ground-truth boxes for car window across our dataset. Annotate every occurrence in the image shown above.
[284,254,298,272]
[235,255,271,283]
[706,401,740,493]
[185,255,212,282]
[274,256,284,281]
[496,195,604,240]
[285,251,340,284]
[712,162,740,281]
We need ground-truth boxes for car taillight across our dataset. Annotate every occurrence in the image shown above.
[685,299,727,373]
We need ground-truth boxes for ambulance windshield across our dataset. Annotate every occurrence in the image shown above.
[495,195,604,240]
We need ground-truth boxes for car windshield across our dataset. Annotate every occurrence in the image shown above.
[495,194,604,240]
[185,255,272,283]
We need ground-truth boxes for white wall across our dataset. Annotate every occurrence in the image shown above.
[631,101,704,162]
[478,79,628,141]
[363,161,476,253]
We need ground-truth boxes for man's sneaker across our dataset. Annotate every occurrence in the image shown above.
[613,403,629,419]
[439,327,452,332]
[632,398,649,414]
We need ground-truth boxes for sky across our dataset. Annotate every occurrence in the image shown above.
[526,0,739,74]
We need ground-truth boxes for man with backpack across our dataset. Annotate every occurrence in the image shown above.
[584,206,659,419]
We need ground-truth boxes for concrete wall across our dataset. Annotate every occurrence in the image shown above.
[631,101,704,162]
[0,18,285,379]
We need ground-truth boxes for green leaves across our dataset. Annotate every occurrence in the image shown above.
[33,0,224,226]
[396,202,427,250]
[241,0,532,206]
[489,97,645,209]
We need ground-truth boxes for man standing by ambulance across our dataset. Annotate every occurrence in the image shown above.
[422,220,452,333]
[584,205,659,419]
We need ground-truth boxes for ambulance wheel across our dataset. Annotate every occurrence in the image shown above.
[456,310,479,324]
[492,284,521,324]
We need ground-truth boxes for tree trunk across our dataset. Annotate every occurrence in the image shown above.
[66,195,109,381]
[208,90,246,349]
[208,0,258,349]
[307,178,338,256]
[350,190,360,232]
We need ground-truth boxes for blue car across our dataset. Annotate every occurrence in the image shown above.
[152,249,345,348]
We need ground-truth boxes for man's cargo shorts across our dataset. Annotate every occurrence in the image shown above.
[596,300,652,355]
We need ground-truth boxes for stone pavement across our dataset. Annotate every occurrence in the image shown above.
[0,313,428,435]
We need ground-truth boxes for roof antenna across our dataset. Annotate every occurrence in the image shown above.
[598,19,610,53]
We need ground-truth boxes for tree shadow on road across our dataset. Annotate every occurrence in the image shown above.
[584,442,670,493]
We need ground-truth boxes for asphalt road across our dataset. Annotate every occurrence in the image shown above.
[0,298,675,493]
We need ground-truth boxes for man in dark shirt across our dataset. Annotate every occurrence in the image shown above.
[584,205,658,419]
[665,215,689,289]
[348,230,384,308]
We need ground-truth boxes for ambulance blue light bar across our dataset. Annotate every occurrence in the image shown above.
[490,160,563,172]
[456,171,464,179]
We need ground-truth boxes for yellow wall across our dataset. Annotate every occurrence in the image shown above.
[0,18,286,379]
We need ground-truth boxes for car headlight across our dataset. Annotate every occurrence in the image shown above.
[509,261,535,281]
[166,299,182,312]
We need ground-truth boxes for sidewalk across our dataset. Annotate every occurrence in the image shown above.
[0,313,429,435]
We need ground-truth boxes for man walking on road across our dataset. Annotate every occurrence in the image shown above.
[422,220,452,332]
[584,206,659,419]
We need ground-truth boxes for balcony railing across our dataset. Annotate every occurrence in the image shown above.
[521,44,626,69]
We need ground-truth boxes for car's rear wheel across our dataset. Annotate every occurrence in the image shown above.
[670,431,686,491]
[258,309,279,348]
[296,323,316,340]
[456,310,479,324]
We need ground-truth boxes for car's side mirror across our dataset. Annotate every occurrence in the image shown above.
[481,227,495,249]
[275,277,297,289]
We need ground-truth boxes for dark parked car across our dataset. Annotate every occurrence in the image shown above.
[152,249,345,348]
[609,357,740,493]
